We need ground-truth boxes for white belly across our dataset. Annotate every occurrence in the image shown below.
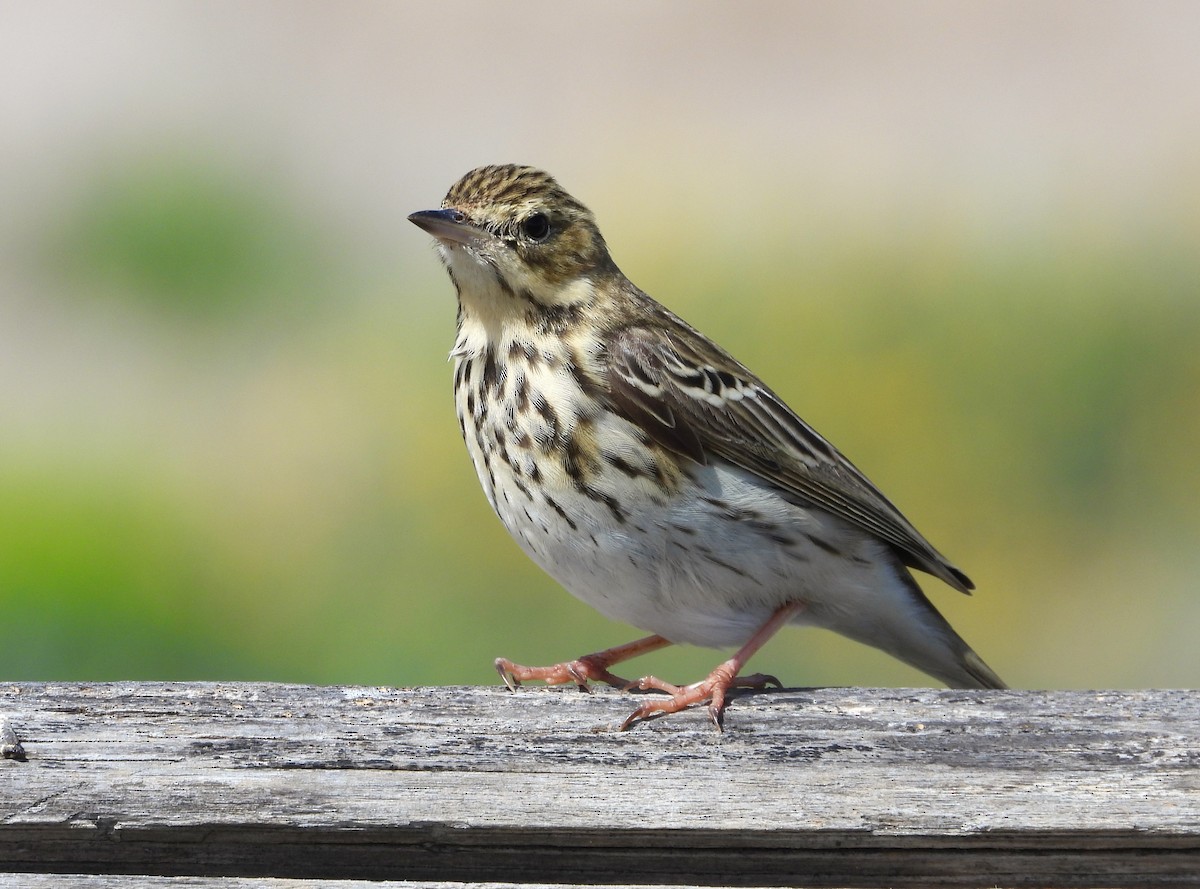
[455,348,917,650]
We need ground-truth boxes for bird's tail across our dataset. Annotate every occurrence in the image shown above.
[946,646,1007,690]
[868,557,1008,690]
[901,584,1007,690]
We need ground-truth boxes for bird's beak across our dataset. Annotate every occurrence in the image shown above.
[408,208,487,247]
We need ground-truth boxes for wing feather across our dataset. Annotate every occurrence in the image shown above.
[606,322,973,594]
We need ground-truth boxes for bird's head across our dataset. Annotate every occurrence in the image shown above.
[409,165,617,317]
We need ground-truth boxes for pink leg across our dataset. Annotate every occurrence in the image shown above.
[620,601,806,731]
[495,634,674,692]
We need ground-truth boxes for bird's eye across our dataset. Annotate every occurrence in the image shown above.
[520,212,551,242]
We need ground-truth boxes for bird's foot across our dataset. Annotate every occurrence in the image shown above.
[495,654,632,692]
[495,634,675,692]
[617,601,804,731]
[619,664,782,731]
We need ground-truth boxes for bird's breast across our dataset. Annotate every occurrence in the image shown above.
[450,337,900,647]
[453,335,685,527]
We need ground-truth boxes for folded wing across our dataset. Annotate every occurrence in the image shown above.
[605,320,974,594]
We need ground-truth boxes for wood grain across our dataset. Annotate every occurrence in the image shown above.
[1,683,1197,886]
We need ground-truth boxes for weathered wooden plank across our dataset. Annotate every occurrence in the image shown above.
[3,880,790,889]
[1,683,1197,887]
[5,880,688,889]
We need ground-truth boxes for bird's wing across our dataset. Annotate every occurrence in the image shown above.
[605,320,973,593]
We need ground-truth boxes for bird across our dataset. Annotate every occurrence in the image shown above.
[409,164,1004,730]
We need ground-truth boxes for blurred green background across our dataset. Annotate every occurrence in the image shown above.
[2,2,1197,691]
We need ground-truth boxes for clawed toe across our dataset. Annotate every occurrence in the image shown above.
[495,605,802,731]
[494,656,629,691]
[494,635,675,693]
[622,674,685,695]
[618,666,783,732]
[731,672,782,691]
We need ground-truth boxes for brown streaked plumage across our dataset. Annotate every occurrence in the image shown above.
[410,164,1004,730]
